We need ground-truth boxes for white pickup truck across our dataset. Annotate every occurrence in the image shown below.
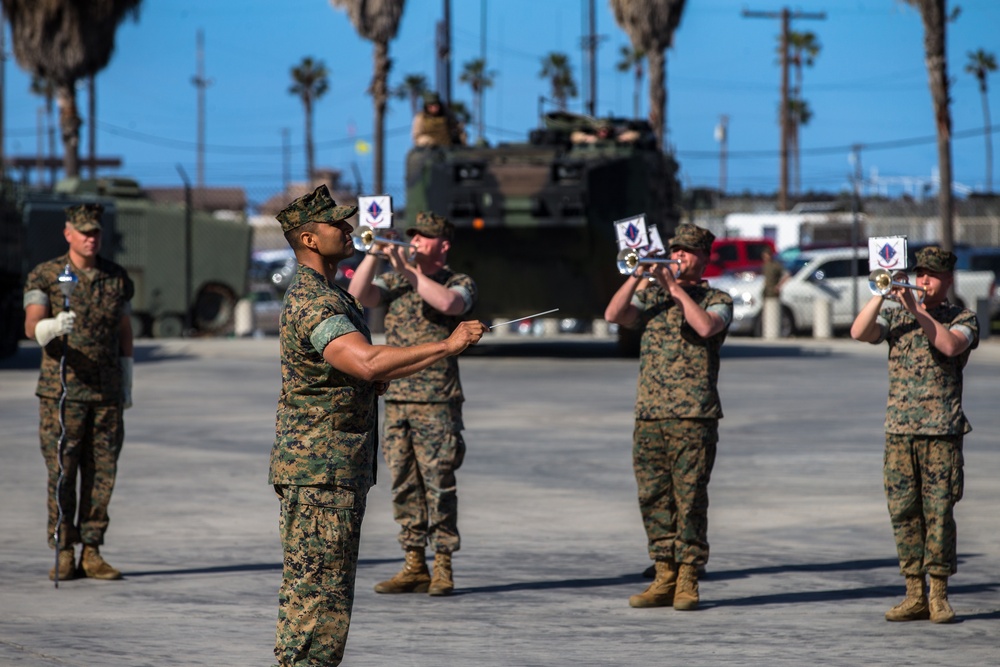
[711,247,997,336]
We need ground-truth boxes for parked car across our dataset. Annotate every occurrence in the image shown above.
[246,285,283,335]
[710,247,996,337]
[249,248,363,293]
[702,238,776,278]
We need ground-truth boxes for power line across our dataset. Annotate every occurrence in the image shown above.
[677,125,1000,160]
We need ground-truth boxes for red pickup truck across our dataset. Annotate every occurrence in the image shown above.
[702,238,777,278]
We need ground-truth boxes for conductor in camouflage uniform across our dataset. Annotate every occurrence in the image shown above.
[23,203,134,582]
[850,246,978,624]
[605,224,733,611]
[349,211,476,597]
[270,185,484,666]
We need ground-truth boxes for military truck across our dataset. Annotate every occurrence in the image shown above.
[0,177,251,354]
[405,111,681,349]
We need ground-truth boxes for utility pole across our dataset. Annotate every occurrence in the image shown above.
[191,30,212,191]
[87,75,96,179]
[480,0,486,142]
[742,7,825,212]
[437,0,452,105]
[715,114,729,193]
[581,0,599,117]
[0,5,6,179]
[849,144,863,318]
[281,128,290,198]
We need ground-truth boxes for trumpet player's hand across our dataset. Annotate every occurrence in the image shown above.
[649,263,679,293]
[445,320,488,355]
[386,245,417,277]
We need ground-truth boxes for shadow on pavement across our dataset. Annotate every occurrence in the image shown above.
[123,556,400,579]
[708,581,999,609]
[464,338,845,360]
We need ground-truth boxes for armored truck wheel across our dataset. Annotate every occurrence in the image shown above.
[193,282,237,335]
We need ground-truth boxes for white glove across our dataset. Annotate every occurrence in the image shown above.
[34,311,76,347]
[121,357,134,409]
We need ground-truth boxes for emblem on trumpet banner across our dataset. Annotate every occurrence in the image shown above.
[868,235,908,272]
[614,214,650,250]
[358,195,393,229]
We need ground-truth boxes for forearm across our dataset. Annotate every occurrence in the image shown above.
[915,311,971,356]
[347,254,383,308]
[24,304,47,339]
[671,288,723,338]
[324,334,451,381]
[850,296,884,342]
[414,275,465,315]
[605,277,641,326]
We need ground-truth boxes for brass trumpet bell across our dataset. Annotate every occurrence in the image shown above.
[616,249,681,277]
[352,225,416,260]
[869,268,926,304]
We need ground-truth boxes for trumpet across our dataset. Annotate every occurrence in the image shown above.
[617,249,681,278]
[352,225,416,260]
[869,268,926,304]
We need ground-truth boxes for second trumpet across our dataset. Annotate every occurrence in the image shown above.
[352,225,416,260]
[617,249,681,278]
[869,268,926,304]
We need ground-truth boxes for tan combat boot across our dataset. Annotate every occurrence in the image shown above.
[79,545,123,580]
[885,575,929,622]
[673,563,700,611]
[428,552,454,596]
[48,548,76,581]
[629,560,676,608]
[374,548,431,594]
[928,575,955,624]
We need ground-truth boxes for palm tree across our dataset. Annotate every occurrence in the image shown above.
[29,74,58,186]
[609,0,688,149]
[965,49,997,192]
[616,45,645,119]
[903,0,955,252]
[394,73,428,116]
[449,101,472,127]
[785,31,820,194]
[539,52,578,111]
[459,58,495,143]
[289,57,329,184]
[330,0,406,194]
[3,0,141,179]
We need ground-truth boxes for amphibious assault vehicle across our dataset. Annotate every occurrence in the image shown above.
[405,111,681,346]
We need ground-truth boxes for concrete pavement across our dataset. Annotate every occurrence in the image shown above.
[1,335,998,666]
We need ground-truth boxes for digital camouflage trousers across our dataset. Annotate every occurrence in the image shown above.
[382,401,465,554]
[633,418,718,566]
[39,397,124,549]
[274,485,366,667]
[884,433,964,577]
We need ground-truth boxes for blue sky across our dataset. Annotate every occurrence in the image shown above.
[4,0,999,209]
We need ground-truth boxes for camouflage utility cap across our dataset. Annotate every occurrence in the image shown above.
[914,246,957,273]
[669,224,715,254]
[423,91,442,105]
[407,211,454,240]
[66,203,104,232]
[276,185,358,234]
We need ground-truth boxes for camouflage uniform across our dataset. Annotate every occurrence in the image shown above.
[24,240,133,550]
[373,213,476,555]
[630,225,732,569]
[873,248,978,578]
[269,186,371,667]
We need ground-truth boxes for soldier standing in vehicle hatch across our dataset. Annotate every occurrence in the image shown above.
[604,223,733,612]
[349,211,477,598]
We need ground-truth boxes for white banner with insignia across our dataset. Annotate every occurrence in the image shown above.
[614,214,649,251]
[869,235,908,272]
[358,195,393,229]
